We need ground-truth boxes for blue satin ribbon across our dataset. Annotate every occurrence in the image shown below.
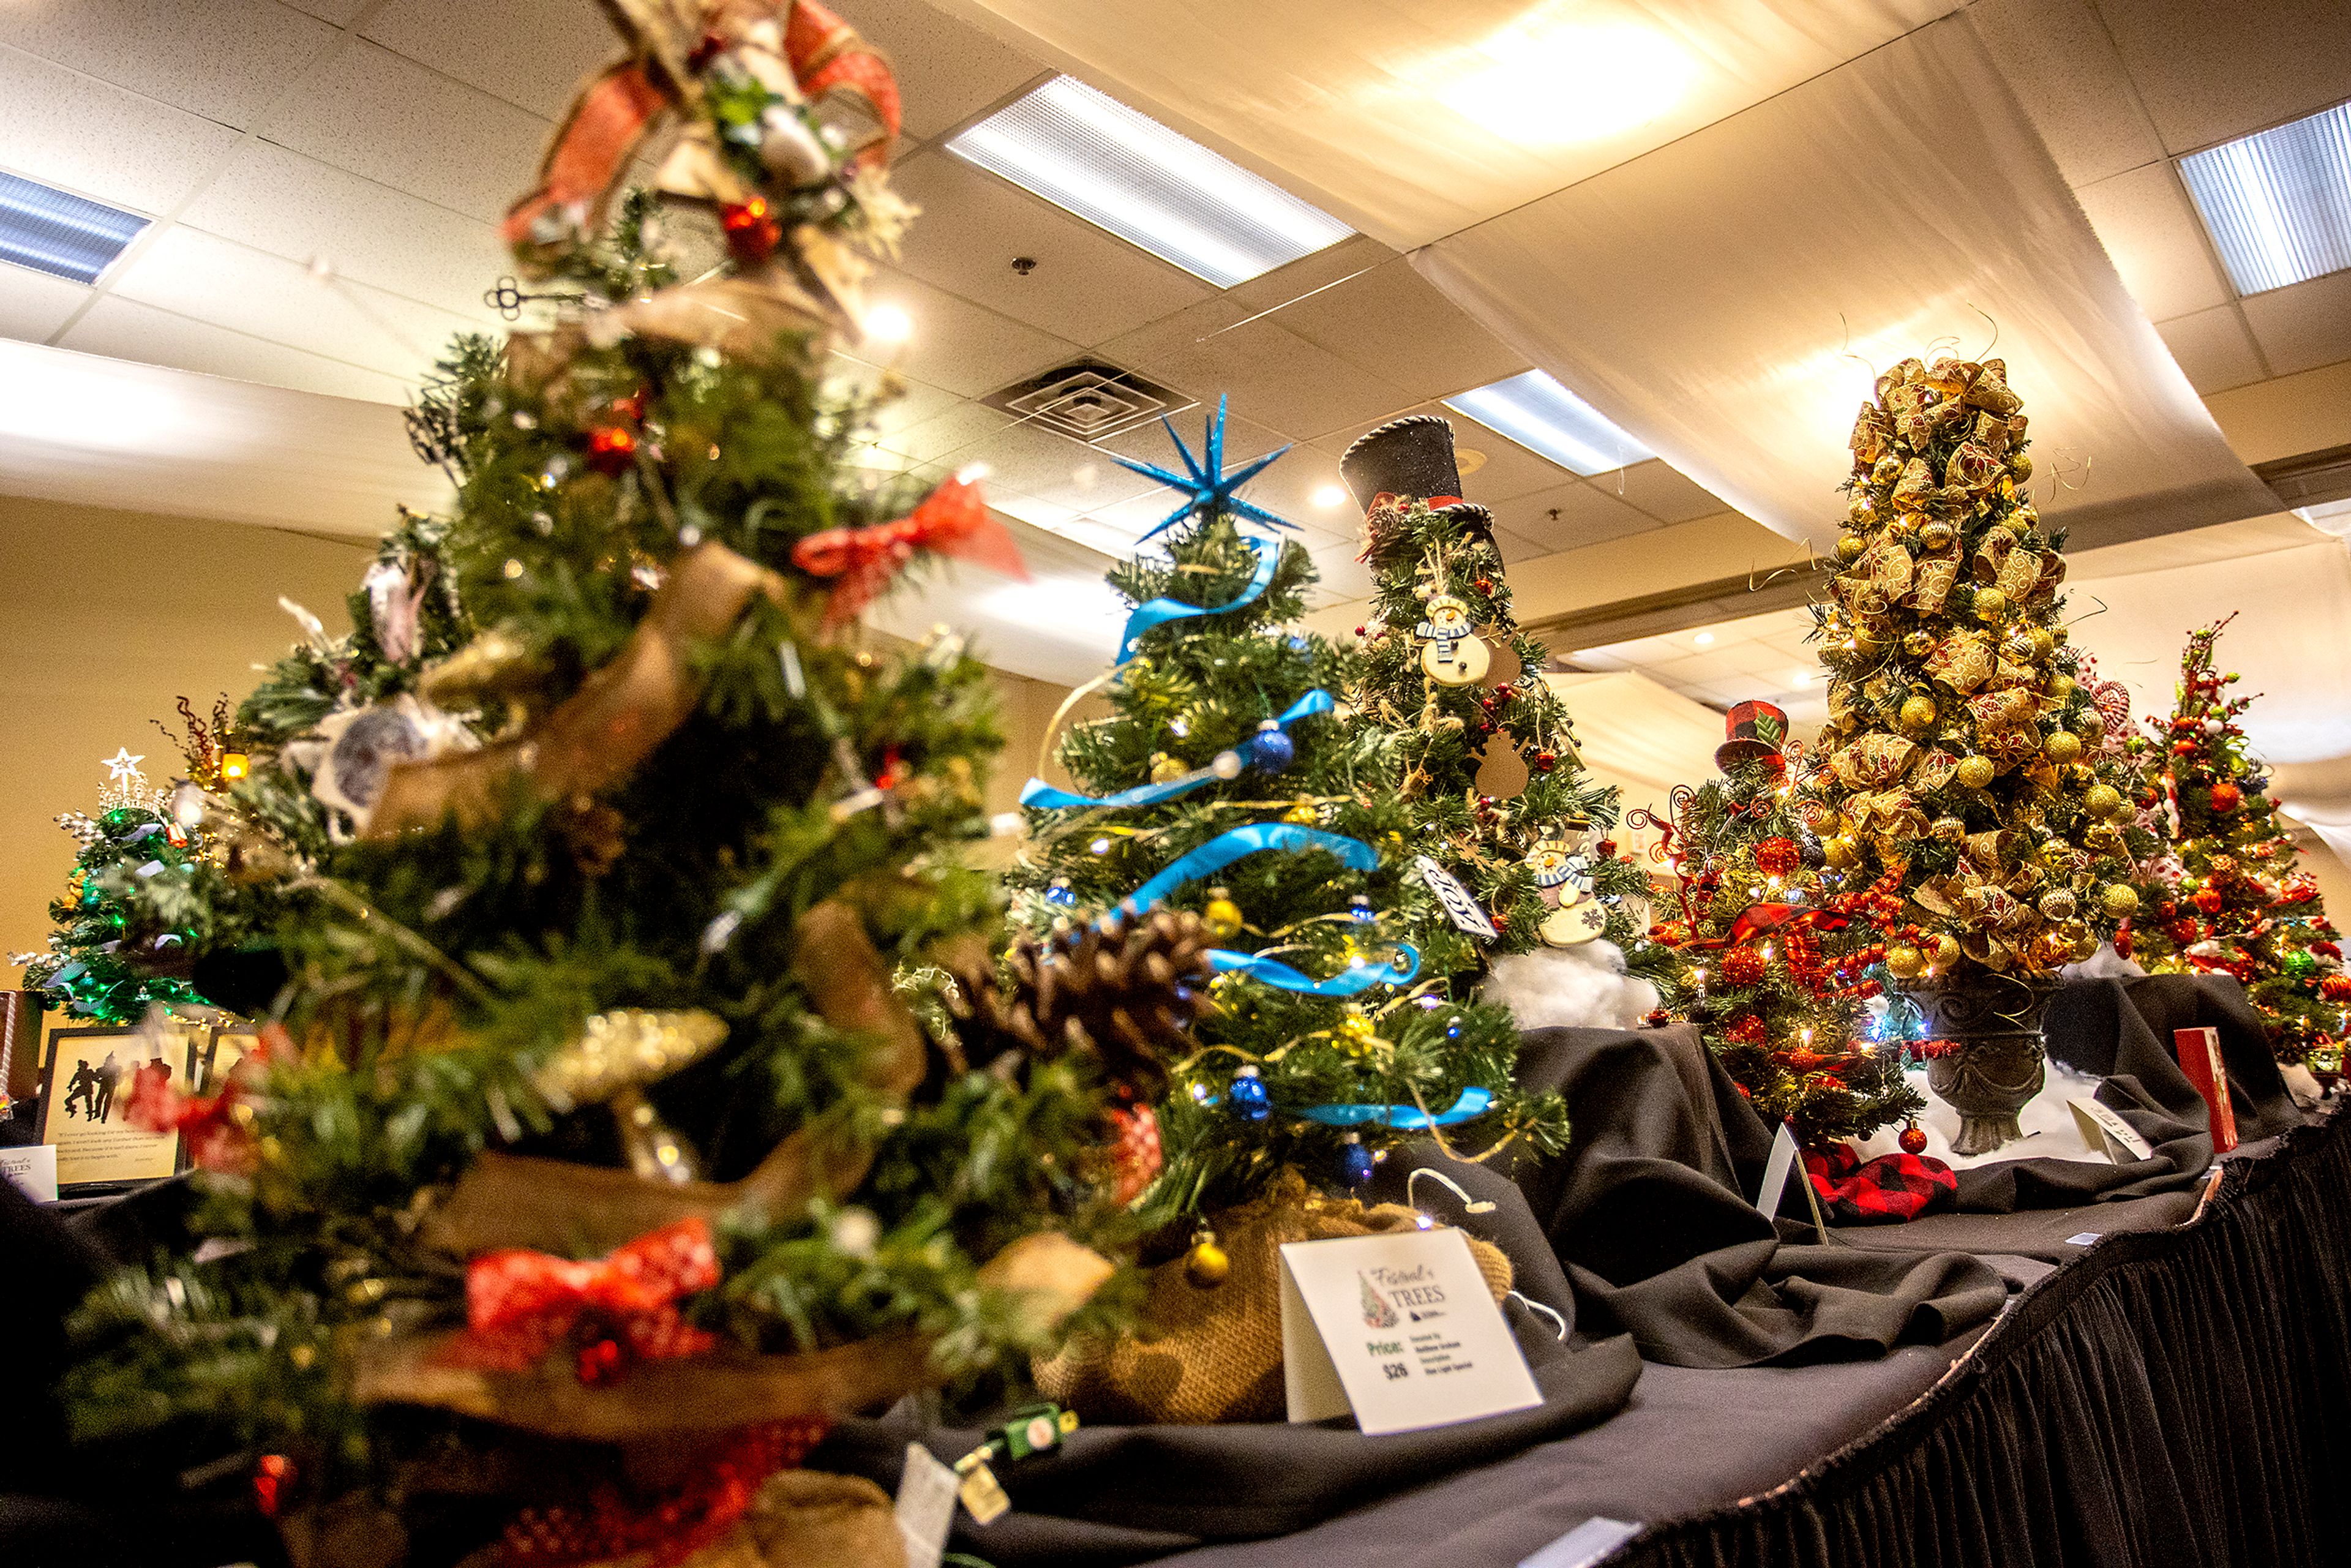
[1019,690,1335,812]
[1296,1086,1494,1129]
[1123,822,1374,910]
[1207,942,1420,994]
[1116,535,1281,661]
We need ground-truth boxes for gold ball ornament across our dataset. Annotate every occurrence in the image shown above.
[2011,451,2034,481]
[2043,731,2082,765]
[2030,627,2056,659]
[1283,801,1321,825]
[1973,588,2008,622]
[1886,944,1926,979]
[2038,888,2077,922]
[1837,533,1867,563]
[1931,816,1966,843]
[1920,519,1955,550]
[1202,889,1243,939]
[1184,1233,1231,1288]
[1899,694,1939,732]
[2084,783,2123,818]
[1904,630,1936,657]
[2101,884,2140,919]
[1150,752,1188,784]
[1955,756,1997,790]
[1933,933,1962,967]
[2047,673,2075,700]
[1337,1004,1377,1054]
[1824,835,1861,869]
[2071,929,2100,961]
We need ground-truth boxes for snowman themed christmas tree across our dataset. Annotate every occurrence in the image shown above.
[60,7,1163,1561]
[1339,415,1657,976]
[2128,617,2345,1068]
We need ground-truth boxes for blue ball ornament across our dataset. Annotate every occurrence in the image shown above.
[1044,877,1078,907]
[1249,719,1294,774]
[1338,1135,1374,1185]
[1227,1065,1270,1121]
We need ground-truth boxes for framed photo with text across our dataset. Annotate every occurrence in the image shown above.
[36,1022,201,1196]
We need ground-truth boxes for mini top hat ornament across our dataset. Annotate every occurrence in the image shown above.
[1716,700,1789,770]
[1340,414,1494,536]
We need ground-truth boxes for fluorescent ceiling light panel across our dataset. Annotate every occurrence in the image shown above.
[947,76,1352,288]
[2178,99,2351,295]
[1445,370,1653,475]
[0,171,146,285]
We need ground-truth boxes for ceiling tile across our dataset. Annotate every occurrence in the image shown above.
[888,151,1213,345]
[1306,544,1374,602]
[2074,162,2232,323]
[823,359,965,439]
[360,0,617,121]
[950,415,1150,510]
[1494,482,1660,553]
[0,0,336,129]
[0,45,242,213]
[1090,294,1254,377]
[1965,0,2164,186]
[875,397,1014,467]
[1093,404,1284,465]
[108,223,482,384]
[260,39,550,223]
[2239,269,2351,378]
[861,269,1080,398]
[1135,316,1408,444]
[0,268,90,342]
[2154,305,2267,394]
[1271,258,1527,403]
[179,141,508,318]
[2096,0,2351,154]
[1605,459,1727,524]
[839,0,1045,143]
[1220,234,1391,315]
[278,0,366,21]
[56,295,413,403]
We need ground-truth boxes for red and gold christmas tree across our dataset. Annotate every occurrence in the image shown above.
[2126,617,2345,1069]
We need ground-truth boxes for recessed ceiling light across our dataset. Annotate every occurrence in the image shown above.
[946,76,1354,288]
[1790,670,1813,687]
[0,171,146,285]
[1312,484,1348,508]
[1693,631,1715,647]
[1444,370,1654,476]
[2178,99,2351,295]
[861,303,913,345]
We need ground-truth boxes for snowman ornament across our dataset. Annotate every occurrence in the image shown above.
[1414,593,1490,686]
[1527,831,1605,947]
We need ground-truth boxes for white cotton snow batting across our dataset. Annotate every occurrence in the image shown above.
[1480,941,1660,1032]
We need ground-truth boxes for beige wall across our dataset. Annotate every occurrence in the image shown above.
[0,496,366,981]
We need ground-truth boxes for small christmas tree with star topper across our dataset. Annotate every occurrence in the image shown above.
[1644,702,1922,1146]
[1007,400,1566,1247]
[12,749,214,1024]
[2126,617,2345,1068]
[1338,415,1660,979]
[58,7,1168,1558]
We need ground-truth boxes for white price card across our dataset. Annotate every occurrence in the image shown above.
[894,1443,959,1568]
[2068,1098,2153,1164]
[1,1144,58,1204]
[1278,1227,1541,1435]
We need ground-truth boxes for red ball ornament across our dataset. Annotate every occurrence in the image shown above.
[2165,918,2199,945]
[1724,1013,1768,1045]
[1899,1125,1928,1156]
[2193,886,2225,915]
[1532,749,1558,773]
[1755,836,1801,877]
[1596,838,1618,858]
[2210,781,2242,812]
[1475,577,1494,594]
[720,196,782,264]
[1722,945,1769,986]
[584,423,638,475]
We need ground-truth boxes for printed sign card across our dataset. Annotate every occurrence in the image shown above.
[2068,1097,2154,1163]
[37,1024,198,1195]
[1278,1228,1541,1435]
[1,1144,58,1203]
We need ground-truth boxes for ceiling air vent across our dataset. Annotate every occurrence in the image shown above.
[981,361,1194,443]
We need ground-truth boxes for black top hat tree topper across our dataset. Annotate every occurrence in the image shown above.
[1340,414,1496,538]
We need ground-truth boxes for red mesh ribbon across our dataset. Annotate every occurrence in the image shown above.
[498,1417,830,1568]
[791,475,1025,625]
[451,1216,721,1376]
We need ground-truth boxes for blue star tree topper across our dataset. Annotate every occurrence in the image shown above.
[1108,395,1298,538]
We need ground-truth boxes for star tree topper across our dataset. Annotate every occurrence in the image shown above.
[102,748,146,785]
[1108,395,1297,539]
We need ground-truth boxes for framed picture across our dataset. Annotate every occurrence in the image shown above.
[36,1022,201,1196]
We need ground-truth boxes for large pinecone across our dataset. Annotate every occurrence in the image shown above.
[947,907,1213,1095]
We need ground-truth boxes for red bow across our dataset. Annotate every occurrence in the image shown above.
[1683,902,1850,951]
[124,1021,296,1174]
[449,1217,720,1379]
[791,475,1026,626]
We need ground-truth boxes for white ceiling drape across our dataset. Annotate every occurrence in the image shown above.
[1415,13,2274,552]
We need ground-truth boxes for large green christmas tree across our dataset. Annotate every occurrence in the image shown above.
[2126,618,2345,1068]
[1644,710,1921,1146]
[1008,405,1567,1234]
[62,7,1146,1556]
[1339,415,1658,974]
[1810,354,2152,981]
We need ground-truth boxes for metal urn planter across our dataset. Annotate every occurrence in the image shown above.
[1902,973,2059,1156]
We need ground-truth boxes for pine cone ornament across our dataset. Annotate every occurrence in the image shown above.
[948,908,1213,1095]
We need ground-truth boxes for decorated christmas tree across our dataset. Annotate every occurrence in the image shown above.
[1645,702,1922,1146]
[12,749,212,1023]
[1008,404,1567,1237]
[61,7,1153,1559]
[2126,617,2345,1068]
[1811,354,2150,985]
[1338,415,1659,973]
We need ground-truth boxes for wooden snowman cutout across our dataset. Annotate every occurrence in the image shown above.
[1415,593,1490,686]
[1529,825,1606,947]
